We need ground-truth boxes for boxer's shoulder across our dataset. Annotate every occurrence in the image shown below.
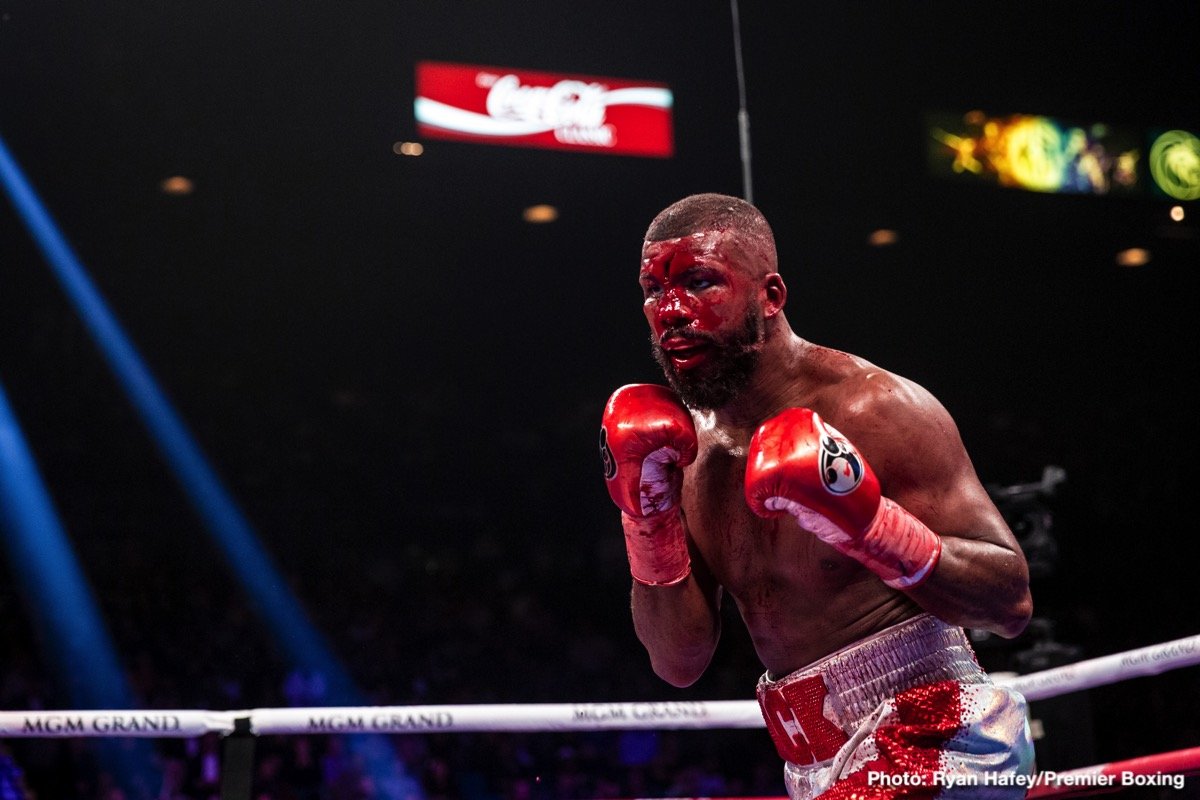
[802,351,941,438]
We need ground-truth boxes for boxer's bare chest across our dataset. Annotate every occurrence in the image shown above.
[680,418,918,673]
[681,427,851,603]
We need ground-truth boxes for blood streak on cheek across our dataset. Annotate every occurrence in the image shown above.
[689,293,729,332]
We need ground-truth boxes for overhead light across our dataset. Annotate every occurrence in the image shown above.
[867,228,898,246]
[522,204,558,223]
[1169,205,1185,222]
[393,141,424,156]
[1115,248,1151,267]
[160,175,194,195]
[1149,130,1200,201]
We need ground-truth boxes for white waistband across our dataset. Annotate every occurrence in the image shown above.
[758,613,987,733]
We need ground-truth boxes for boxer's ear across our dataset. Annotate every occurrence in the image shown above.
[762,273,786,318]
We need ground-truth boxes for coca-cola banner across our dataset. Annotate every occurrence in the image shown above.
[414,61,674,158]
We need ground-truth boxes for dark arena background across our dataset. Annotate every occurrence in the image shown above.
[1,2,1198,798]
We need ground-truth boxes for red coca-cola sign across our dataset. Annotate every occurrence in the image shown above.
[414,61,674,158]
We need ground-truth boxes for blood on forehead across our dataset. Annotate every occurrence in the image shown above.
[640,230,736,280]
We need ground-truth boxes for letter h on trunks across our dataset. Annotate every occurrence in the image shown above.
[758,674,850,765]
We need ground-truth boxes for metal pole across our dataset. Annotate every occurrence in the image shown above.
[730,0,753,204]
[219,718,255,800]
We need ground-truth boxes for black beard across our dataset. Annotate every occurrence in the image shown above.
[651,309,764,410]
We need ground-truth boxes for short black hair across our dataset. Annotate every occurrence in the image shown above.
[644,193,777,274]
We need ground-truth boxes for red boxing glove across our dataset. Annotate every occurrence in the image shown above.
[744,408,942,589]
[600,384,698,586]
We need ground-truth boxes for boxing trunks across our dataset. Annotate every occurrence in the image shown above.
[757,614,1034,800]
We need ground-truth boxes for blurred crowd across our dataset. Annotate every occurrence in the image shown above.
[0,526,784,800]
[3,487,1199,799]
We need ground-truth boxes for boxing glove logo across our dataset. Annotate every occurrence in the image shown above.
[599,427,617,480]
[816,418,864,495]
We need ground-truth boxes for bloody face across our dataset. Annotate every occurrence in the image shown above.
[640,230,766,409]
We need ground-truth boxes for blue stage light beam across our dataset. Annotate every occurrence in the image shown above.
[0,383,133,707]
[0,380,155,792]
[1,133,415,791]
[0,136,416,793]
[0,134,356,702]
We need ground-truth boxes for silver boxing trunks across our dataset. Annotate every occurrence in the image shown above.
[757,614,1034,799]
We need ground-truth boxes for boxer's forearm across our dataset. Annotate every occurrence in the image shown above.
[906,536,1032,638]
[631,578,721,688]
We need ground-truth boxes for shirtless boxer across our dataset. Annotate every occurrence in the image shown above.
[600,194,1035,798]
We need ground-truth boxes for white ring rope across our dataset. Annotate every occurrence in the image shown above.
[249,700,764,736]
[1,633,1196,739]
[992,632,1200,701]
[0,710,236,738]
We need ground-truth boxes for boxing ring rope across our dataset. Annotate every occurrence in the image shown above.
[6,631,1197,738]
[2,632,1198,795]
[991,632,1200,702]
